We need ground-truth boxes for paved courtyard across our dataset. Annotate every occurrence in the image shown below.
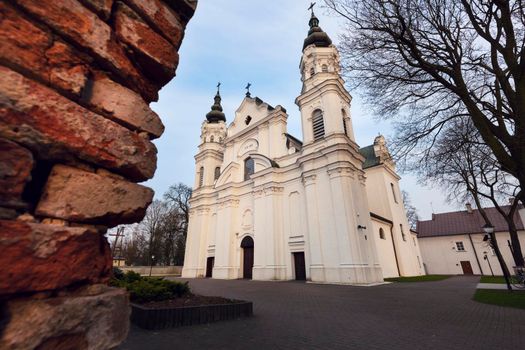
[120,276,523,350]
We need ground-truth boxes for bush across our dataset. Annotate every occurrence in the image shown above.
[109,271,190,303]
[113,267,125,280]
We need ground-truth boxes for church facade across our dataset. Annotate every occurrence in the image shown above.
[182,11,424,284]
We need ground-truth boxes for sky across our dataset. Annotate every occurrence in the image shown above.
[144,0,462,220]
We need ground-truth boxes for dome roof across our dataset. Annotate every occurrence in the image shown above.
[206,91,226,123]
[303,12,332,51]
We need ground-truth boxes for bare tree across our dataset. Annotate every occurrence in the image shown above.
[164,183,192,265]
[324,0,525,201]
[402,190,419,230]
[420,119,523,288]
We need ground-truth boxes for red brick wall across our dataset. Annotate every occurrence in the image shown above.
[0,0,197,348]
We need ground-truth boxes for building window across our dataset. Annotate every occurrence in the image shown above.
[342,109,348,136]
[214,167,220,181]
[322,64,328,72]
[210,135,214,142]
[310,67,315,77]
[456,241,465,251]
[199,166,204,187]
[244,157,254,181]
[379,228,385,240]
[400,224,406,241]
[245,115,252,125]
[391,183,398,203]
[312,109,325,141]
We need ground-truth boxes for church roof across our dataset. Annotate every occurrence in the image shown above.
[206,89,226,123]
[303,11,332,51]
[417,205,524,238]
[359,145,380,169]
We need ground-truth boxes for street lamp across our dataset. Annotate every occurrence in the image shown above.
[149,254,155,277]
[482,224,494,243]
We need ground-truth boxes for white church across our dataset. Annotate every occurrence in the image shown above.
[182,10,424,284]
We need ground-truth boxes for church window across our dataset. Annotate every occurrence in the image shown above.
[312,109,325,141]
[391,183,398,203]
[244,157,254,181]
[245,115,252,125]
[210,135,214,142]
[400,224,406,241]
[342,109,348,136]
[455,241,465,251]
[322,64,328,73]
[214,167,220,181]
[379,228,385,240]
[310,67,315,77]
[199,167,204,187]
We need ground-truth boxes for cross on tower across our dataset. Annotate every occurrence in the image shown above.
[216,82,221,93]
[245,83,252,97]
[308,2,316,13]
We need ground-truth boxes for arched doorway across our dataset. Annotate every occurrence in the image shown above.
[240,236,254,279]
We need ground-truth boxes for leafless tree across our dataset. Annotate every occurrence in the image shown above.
[324,0,525,201]
[402,190,419,230]
[164,183,192,265]
[420,119,523,286]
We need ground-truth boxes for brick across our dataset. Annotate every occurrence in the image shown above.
[0,2,89,97]
[115,2,178,86]
[14,0,159,101]
[79,0,114,20]
[0,138,33,208]
[36,165,154,226]
[0,220,112,295]
[123,0,185,48]
[0,66,157,182]
[0,286,129,350]
[87,72,164,138]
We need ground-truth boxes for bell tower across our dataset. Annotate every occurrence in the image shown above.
[295,8,355,147]
[193,84,227,191]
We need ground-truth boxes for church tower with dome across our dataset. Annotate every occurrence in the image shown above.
[182,9,424,283]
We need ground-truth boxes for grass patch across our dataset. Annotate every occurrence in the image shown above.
[384,275,450,282]
[474,289,525,309]
[479,276,507,284]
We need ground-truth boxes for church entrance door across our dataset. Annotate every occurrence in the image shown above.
[293,252,306,281]
[205,257,214,278]
[241,236,254,279]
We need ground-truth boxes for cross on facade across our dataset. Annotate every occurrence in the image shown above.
[245,83,252,97]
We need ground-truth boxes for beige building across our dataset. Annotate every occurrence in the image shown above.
[418,205,525,275]
[182,10,424,284]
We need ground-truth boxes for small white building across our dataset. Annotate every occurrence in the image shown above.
[182,11,424,284]
[418,205,525,275]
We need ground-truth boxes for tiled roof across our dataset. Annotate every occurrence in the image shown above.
[359,145,380,169]
[417,205,524,238]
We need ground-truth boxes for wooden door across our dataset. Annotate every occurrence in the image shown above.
[243,247,254,279]
[205,257,214,278]
[460,260,473,275]
[293,252,306,281]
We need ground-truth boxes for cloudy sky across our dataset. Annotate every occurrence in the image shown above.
[144,0,461,220]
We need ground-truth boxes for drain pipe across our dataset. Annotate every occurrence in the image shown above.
[390,224,401,277]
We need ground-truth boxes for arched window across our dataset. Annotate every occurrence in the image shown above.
[312,109,325,141]
[199,166,204,187]
[210,135,214,142]
[379,228,386,240]
[244,157,254,181]
[310,67,315,77]
[245,115,252,125]
[322,64,328,72]
[214,167,220,181]
[342,109,348,136]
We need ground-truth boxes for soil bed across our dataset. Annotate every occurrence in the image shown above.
[139,294,239,308]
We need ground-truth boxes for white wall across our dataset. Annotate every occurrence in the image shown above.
[419,231,525,275]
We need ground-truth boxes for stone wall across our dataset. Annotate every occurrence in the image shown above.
[0,0,197,348]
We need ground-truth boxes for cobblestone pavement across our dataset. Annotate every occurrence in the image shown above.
[120,276,523,350]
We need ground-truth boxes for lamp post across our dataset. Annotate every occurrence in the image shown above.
[149,254,155,277]
[483,251,494,276]
[482,223,512,291]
